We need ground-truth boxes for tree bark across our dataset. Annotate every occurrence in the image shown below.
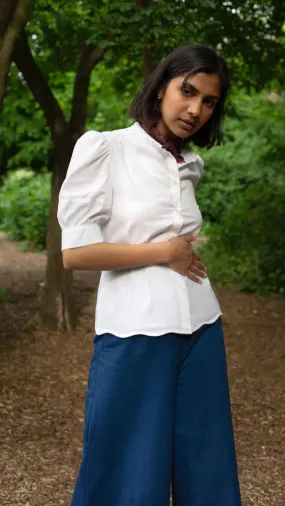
[0,0,34,111]
[45,172,75,332]
[12,31,104,331]
[142,46,156,82]
[0,0,17,37]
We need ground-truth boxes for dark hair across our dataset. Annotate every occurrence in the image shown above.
[128,44,230,149]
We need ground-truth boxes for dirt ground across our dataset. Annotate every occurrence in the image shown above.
[0,232,285,506]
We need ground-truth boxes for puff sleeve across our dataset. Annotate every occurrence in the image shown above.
[57,131,112,250]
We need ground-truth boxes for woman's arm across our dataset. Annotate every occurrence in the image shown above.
[62,234,206,284]
[62,241,171,271]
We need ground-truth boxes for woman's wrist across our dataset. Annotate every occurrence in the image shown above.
[155,241,172,265]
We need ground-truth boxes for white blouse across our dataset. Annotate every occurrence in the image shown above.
[58,122,221,337]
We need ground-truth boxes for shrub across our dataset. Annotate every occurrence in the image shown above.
[200,183,285,295]
[0,169,51,250]
[196,91,285,223]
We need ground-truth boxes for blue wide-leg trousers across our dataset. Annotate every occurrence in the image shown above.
[71,317,242,506]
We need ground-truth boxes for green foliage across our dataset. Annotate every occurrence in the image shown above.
[0,66,52,176]
[86,60,138,131]
[196,91,285,222]
[0,169,51,250]
[28,0,285,88]
[0,62,136,177]
[200,183,285,295]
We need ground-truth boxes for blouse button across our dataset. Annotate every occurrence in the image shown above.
[175,209,181,214]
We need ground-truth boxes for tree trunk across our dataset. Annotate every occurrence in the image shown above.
[44,169,75,332]
[12,32,76,331]
[0,0,34,110]
[135,0,156,81]
[142,46,156,81]
[12,32,104,331]
[69,45,104,140]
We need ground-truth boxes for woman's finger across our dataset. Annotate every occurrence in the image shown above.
[186,270,202,284]
[190,265,207,279]
[192,259,207,272]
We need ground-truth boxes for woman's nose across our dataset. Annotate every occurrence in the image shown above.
[187,98,202,119]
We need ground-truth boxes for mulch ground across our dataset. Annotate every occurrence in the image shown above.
[0,232,285,506]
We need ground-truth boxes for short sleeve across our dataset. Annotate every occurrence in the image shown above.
[57,131,112,250]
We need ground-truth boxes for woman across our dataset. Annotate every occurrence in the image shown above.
[58,44,242,506]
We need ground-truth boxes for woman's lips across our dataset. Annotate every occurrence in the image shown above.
[179,119,196,130]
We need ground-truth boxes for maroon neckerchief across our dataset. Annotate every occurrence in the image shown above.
[146,125,185,164]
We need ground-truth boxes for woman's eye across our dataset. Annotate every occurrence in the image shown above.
[204,99,215,108]
[182,88,193,97]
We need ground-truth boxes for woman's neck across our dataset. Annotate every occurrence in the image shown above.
[156,120,185,152]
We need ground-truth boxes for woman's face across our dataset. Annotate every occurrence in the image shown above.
[157,72,221,139]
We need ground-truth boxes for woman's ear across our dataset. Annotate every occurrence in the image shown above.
[157,87,165,101]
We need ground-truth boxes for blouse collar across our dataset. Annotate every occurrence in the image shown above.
[133,122,198,165]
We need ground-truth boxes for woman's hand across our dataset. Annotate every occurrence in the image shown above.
[166,234,207,284]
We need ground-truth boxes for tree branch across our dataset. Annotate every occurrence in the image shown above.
[69,45,104,139]
[12,30,74,179]
[13,31,69,143]
[0,0,35,110]
[0,0,17,39]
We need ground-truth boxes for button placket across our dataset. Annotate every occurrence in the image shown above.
[166,156,192,331]
[168,158,183,234]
